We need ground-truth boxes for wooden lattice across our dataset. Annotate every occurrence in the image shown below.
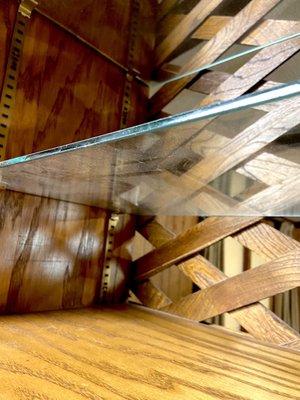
[130,0,300,349]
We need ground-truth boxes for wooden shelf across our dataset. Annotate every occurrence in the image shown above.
[0,304,299,399]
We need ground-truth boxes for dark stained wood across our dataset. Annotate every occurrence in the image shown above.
[134,0,156,78]
[0,305,299,399]
[0,1,150,313]
[6,11,126,158]
[37,0,156,78]
[0,0,17,92]
[37,0,132,68]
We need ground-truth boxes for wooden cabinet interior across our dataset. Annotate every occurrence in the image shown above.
[0,0,299,398]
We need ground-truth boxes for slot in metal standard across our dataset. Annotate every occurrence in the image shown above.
[99,213,120,303]
[120,0,141,129]
[0,0,37,160]
[100,0,141,302]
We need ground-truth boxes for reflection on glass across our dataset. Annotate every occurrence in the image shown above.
[0,81,299,217]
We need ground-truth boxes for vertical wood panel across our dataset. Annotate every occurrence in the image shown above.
[0,0,17,92]
[6,12,125,158]
[37,0,132,67]
[0,1,151,313]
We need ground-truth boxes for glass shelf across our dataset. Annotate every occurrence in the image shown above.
[0,81,299,216]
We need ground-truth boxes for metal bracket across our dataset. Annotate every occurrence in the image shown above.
[19,0,38,18]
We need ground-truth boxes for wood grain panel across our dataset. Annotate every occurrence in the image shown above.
[0,305,299,399]
[150,0,281,114]
[6,11,125,158]
[0,0,17,92]
[37,0,156,78]
[0,2,148,312]
[164,250,300,321]
[37,0,131,67]
[0,190,108,313]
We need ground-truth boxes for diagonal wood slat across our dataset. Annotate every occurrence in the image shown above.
[199,36,300,107]
[131,280,172,309]
[234,222,300,261]
[157,0,178,21]
[155,0,224,67]
[153,97,300,214]
[159,16,299,48]
[184,128,300,187]
[180,98,300,182]
[134,172,300,281]
[192,17,300,45]
[178,255,300,348]
[145,0,300,350]
[134,216,260,281]
[150,0,282,114]
[135,219,300,347]
[163,73,283,112]
[151,38,300,159]
[163,250,300,321]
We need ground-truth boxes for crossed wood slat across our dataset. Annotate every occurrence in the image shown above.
[116,0,300,221]
[150,0,283,114]
[132,217,300,349]
[128,0,300,349]
[155,0,224,67]
[159,15,300,46]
